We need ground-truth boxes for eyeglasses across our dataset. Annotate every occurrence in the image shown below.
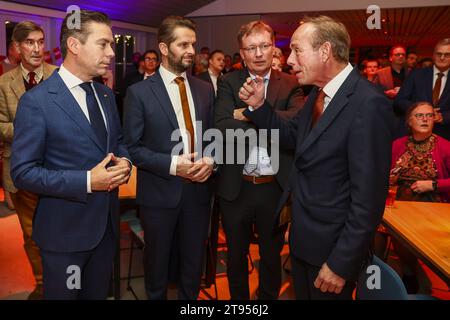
[22,39,45,48]
[242,43,273,54]
[434,52,450,59]
[144,57,157,62]
[413,113,434,120]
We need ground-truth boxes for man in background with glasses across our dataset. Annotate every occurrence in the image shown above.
[214,20,304,300]
[0,21,56,300]
[374,45,408,100]
[396,38,450,141]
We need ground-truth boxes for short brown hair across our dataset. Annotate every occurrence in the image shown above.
[237,21,274,48]
[434,38,450,51]
[405,101,433,131]
[389,45,406,57]
[304,16,350,64]
[12,21,44,43]
[60,9,111,59]
[157,16,196,46]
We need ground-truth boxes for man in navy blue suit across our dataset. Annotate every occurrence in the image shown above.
[123,16,215,300]
[11,10,131,299]
[395,38,450,140]
[239,16,395,299]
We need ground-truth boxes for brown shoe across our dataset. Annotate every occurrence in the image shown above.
[27,284,43,300]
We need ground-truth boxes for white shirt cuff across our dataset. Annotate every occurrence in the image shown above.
[87,171,92,193]
[170,155,179,176]
[248,106,255,112]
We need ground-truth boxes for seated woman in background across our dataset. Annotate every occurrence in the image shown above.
[389,101,450,293]
[391,101,450,202]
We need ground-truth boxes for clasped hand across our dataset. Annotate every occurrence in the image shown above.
[176,152,213,183]
[91,153,131,191]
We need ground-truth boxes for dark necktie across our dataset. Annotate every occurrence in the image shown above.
[432,72,444,107]
[174,77,195,155]
[79,82,107,150]
[28,71,37,86]
[311,88,326,128]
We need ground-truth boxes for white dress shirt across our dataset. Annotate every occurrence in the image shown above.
[58,64,108,193]
[158,65,198,175]
[322,63,354,112]
[208,68,221,94]
[243,70,276,176]
[432,65,449,100]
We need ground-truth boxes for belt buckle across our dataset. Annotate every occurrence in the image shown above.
[253,176,260,184]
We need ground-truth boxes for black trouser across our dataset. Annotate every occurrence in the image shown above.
[290,255,356,300]
[220,179,285,300]
[140,183,210,300]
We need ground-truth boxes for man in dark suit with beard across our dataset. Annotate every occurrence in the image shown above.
[123,16,215,300]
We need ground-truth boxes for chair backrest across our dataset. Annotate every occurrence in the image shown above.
[356,255,409,300]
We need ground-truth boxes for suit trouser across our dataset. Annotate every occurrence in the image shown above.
[290,255,356,300]
[140,183,210,300]
[40,216,116,300]
[10,189,42,285]
[219,179,285,300]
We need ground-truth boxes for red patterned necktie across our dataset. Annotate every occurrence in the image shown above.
[432,72,444,107]
[28,71,37,85]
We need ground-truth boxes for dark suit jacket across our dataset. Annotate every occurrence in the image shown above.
[394,66,450,140]
[214,68,304,201]
[197,71,214,88]
[244,68,395,281]
[123,71,214,208]
[120,70,144,98]
[11,70,130,252]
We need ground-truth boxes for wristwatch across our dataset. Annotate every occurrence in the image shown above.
[432,180,438,191]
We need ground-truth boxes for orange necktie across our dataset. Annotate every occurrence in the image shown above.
[174,77,195,154]
[311,88,326,128]
[432,72,444,107]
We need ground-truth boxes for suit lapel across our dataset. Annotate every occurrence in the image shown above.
[10,67,26,101]
[425,67,434,102]
[42,63,56,80]
[93,82,112,151]
[49,72,105,153]
[266,70,281,107]
[297,69,359,156]
[148,72,179,130]
[186,74,202,124]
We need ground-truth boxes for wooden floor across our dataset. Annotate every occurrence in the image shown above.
[1,190,449,300]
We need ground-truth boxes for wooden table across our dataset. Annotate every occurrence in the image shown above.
[382,201,450,286]
[114,168,137,299]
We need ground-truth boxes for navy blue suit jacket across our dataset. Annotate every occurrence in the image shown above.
[11,70,130,252]
[123,71,214,208]
[244,68,395,280]
[395,66,450,140]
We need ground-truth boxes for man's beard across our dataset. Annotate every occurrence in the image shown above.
[168,50,193,74]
